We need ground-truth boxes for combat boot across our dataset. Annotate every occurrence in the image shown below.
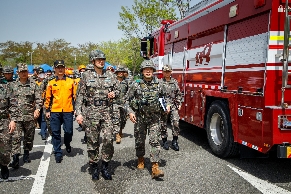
[116,133,121,144]
[151,162,164,179]
[0,164,9,179]
[172,136,179,151]
[137,157,144,169]
[101,161,112,180]
[162,138,169,150]
[23,150,31,163]
[9,154,20,169]
[91,163,99,180]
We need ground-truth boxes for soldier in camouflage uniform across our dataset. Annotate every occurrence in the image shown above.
[29,65,39,81]
[41,70,55,137]
[0,63,3,79]
[0,75,17,179]
[126,60,170,179]
[75,50,120,180]
[160,64,183,151]
[3,65,15,83]
[113,66,129,144]
[9,63,42,168]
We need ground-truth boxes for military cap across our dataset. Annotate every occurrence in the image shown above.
[17,63,28,72]
[162,64,172,71]
[46,69,52,73]
[33,65,40,70]
[54,60,65,68]
[3,65,14,73]
[38,67,45,74]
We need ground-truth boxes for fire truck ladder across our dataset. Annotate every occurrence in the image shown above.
[281,1,291,108]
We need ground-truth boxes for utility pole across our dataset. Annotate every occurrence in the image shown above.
[28,51,34,65]
[74,54,76,70]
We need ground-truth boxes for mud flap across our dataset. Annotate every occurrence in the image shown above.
[277,144,291,158]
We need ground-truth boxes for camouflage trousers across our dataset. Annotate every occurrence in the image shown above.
[12,120,35,155]
[134,112,161,163]
[111,104,120,134]
[44,109,52,135]
[160,108,180,139]
[119,108,127,131]
[84,112,114,164]
[0,119,12,166]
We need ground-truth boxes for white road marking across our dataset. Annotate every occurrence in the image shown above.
[228,165,291,194]
[21,145,45,148]
[0,175,35,182]
[30,136,53,194]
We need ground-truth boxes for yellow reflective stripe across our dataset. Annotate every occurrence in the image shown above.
[270,36,291,41]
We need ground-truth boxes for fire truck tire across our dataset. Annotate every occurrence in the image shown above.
[206,100,238,158]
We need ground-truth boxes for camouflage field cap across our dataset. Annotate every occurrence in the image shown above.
[115,65,127,73]
[162,64,172,71]
[3,65,14,73]
[17,63,28,72]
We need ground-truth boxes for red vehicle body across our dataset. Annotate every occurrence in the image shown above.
[142,0,291,158]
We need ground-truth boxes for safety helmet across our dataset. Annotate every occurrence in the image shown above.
[86,64,94,71]
[89,50,106,62]
[78,64,86,71]
[3,65,14,74]
[65,69,74,75]
[140,60,156,72]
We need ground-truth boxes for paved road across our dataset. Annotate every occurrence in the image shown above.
[1,120,291,194]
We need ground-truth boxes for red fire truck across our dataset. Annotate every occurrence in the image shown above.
[141,0,291,158]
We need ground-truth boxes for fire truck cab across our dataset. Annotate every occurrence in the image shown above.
[141,0,291,158]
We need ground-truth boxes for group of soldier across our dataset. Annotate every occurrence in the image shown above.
[0,49,182,181]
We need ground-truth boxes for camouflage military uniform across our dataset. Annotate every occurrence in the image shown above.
[75,69,120,164]
[160,77,182,138]
[126,76,167,163]
[11,70,42,156]
[0,79,18,167]
[112,67,129,140]
[39,74,55,135]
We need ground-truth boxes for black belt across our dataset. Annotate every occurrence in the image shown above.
[86,100,109,107]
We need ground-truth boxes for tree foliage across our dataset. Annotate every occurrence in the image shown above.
[118,0,178,39]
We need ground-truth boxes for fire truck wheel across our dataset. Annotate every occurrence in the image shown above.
[206,100,238,158]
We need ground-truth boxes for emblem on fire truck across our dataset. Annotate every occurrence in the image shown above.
[195,42,213,66]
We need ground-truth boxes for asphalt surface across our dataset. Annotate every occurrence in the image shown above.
[1,119,291,194]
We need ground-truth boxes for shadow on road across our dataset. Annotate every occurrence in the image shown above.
[179,120,291,185]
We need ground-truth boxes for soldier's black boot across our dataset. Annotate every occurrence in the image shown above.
[91,163,99,180]
[162,138,169,150]
[172,136,179,151]
[83,134,87,144]
[101,161,112,180]
[0,164,9,179]
[23,150,31,163]
[9,154,20,169]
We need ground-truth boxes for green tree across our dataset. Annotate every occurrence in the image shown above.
[118,0,178,39]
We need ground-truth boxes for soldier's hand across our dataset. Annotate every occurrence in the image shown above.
[178,105,181,110]
[34,109,40,119]
[166,105,171,113]
[129,113,136,123]
[76,115,83,125]
[108,91,115,99]
[46,112,50,119]
[9,121,16,134]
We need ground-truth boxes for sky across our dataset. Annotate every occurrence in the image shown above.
[0,0,201,47]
